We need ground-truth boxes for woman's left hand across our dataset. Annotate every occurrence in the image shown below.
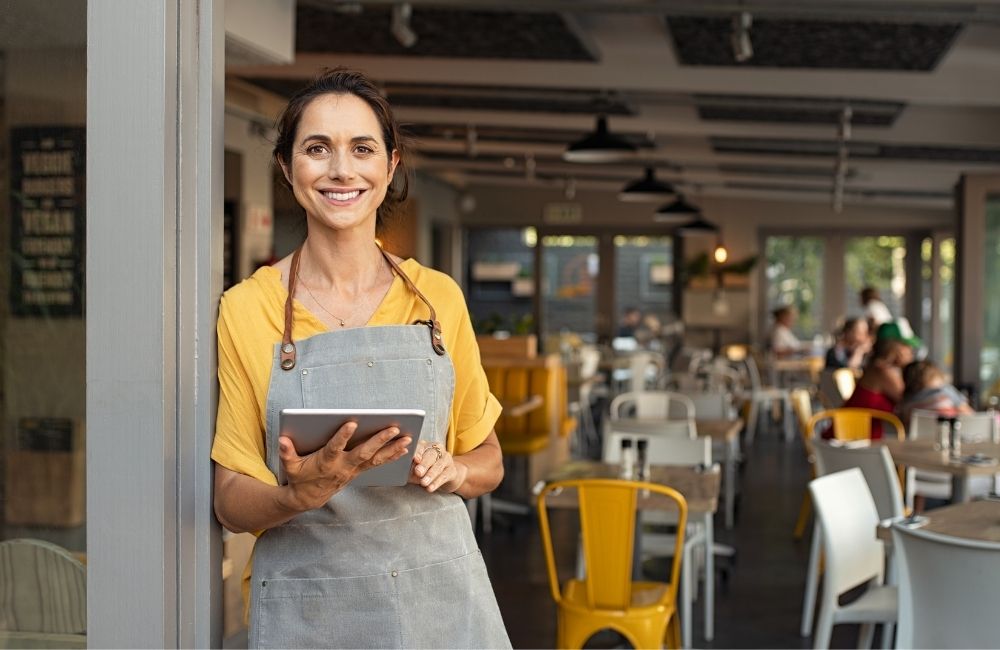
[409,440,468,493]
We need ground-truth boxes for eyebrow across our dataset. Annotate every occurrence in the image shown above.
[300,134,379,145]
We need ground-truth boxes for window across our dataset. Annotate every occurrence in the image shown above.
[765,236,824,337]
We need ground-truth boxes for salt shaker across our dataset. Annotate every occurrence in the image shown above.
[620,438,635,480]
[936,415,951,451]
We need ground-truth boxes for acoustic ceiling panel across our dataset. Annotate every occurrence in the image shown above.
[296,6,596,61]
[668,17,961,70]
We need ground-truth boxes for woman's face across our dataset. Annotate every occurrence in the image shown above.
[281,93,398,233]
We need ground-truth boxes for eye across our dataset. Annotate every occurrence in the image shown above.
[305,143,329,157]
[354,143,376,155]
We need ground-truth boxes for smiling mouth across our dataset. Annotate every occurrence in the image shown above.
[322,189,363,201]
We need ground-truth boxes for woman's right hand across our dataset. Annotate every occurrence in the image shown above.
[276,422,411,513]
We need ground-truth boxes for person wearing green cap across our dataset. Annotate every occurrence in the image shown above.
[876,318,924,351]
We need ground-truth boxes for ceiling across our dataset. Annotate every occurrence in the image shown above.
[225,0,1000,211]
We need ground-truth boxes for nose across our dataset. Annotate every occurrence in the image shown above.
[325,149,356,180]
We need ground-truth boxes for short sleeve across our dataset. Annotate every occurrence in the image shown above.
[211,294,278,486]
[446,290,501,456]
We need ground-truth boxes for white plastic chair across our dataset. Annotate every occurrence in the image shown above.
[610,390,695,422]
[802,442,903,642]
[808,468,897,649]
[736,353,793,444]
[0,538,86,649]
[906,410,997,508]
[683,390,737,420]
[892,521,1000,649]
[603,432,712,649]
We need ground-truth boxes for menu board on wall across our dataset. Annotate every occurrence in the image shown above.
[9,126,86,317]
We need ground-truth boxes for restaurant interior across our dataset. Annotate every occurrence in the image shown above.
[4,0,1000,648]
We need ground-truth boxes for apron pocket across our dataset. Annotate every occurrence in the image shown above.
[394,550,511,649]
[253,573,401,649]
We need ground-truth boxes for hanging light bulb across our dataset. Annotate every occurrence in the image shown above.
[714,243,729,264]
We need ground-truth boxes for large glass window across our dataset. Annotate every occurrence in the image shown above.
[541,235,598,344]
[465,227,536,336]
[765,236,824,337]
[1,0,87,642]
[982,196,1000,395]
[613,235,673,336]
[844,235,907,322]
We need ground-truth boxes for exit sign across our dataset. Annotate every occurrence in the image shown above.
[543,202,583,225]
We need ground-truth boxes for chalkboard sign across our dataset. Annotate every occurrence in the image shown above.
[17,417,74,452]
[10,126,86,317]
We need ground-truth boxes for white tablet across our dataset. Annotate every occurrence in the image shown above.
[278,408,425,488]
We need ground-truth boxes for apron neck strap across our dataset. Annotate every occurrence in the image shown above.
[379,249,447,357]
[279,244,446,372]
[279,247,303,371]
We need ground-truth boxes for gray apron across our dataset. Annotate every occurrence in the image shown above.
[248,248,510,649]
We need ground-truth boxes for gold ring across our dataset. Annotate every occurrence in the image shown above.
[429,443,444,461]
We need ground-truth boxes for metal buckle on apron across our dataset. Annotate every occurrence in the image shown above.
[415,319,446,356]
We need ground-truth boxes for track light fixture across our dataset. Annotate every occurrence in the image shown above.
[563,115,637,163]
[731,11,753,63]
[391,3,417,48]
[619,167,676,203]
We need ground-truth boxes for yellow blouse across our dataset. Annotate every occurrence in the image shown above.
[211,258,501,484]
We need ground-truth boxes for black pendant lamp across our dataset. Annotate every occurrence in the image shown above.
[619,167,675,202]
[676,214,719,235]
[653,194,700,223]
[563,115,637,163]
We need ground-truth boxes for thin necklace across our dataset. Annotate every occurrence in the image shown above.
[295,252,386,327]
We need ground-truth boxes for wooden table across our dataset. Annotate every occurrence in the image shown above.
[610,417,743,528]
[500,394,544,418]
[877,498,1000,544]
[540,459,721,645]
[770,355,824,386]
[878,439,1000,502]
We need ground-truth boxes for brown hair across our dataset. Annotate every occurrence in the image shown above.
[903,360,945,397]
[272,67,410,229]
[860,287,879,303]
[870,337,904,365]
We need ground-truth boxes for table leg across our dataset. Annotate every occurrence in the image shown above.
[725,439,737,529]
[704,511,714,642]
[951,474,971,503]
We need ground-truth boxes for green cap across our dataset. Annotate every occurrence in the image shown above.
[877,318,923,348]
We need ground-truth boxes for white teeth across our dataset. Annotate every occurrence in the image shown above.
[324,190,360,201]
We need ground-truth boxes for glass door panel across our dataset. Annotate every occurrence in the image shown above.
[541,235,597,348]
[982,196,1000,397]
[613,235,673,345]
[1,1,88,643]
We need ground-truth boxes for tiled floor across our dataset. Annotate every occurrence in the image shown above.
[480,424,872,649]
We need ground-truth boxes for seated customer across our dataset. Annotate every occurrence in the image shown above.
[768,306,805,358]
[840,338,913,439]
[897,360,973,426]
[825,317,871,371]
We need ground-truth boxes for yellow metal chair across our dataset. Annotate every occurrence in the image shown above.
[789,388,815,540]
[807,407,904,442]
[537,479,687,650]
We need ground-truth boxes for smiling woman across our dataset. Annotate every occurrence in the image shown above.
[211,68,510,649]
